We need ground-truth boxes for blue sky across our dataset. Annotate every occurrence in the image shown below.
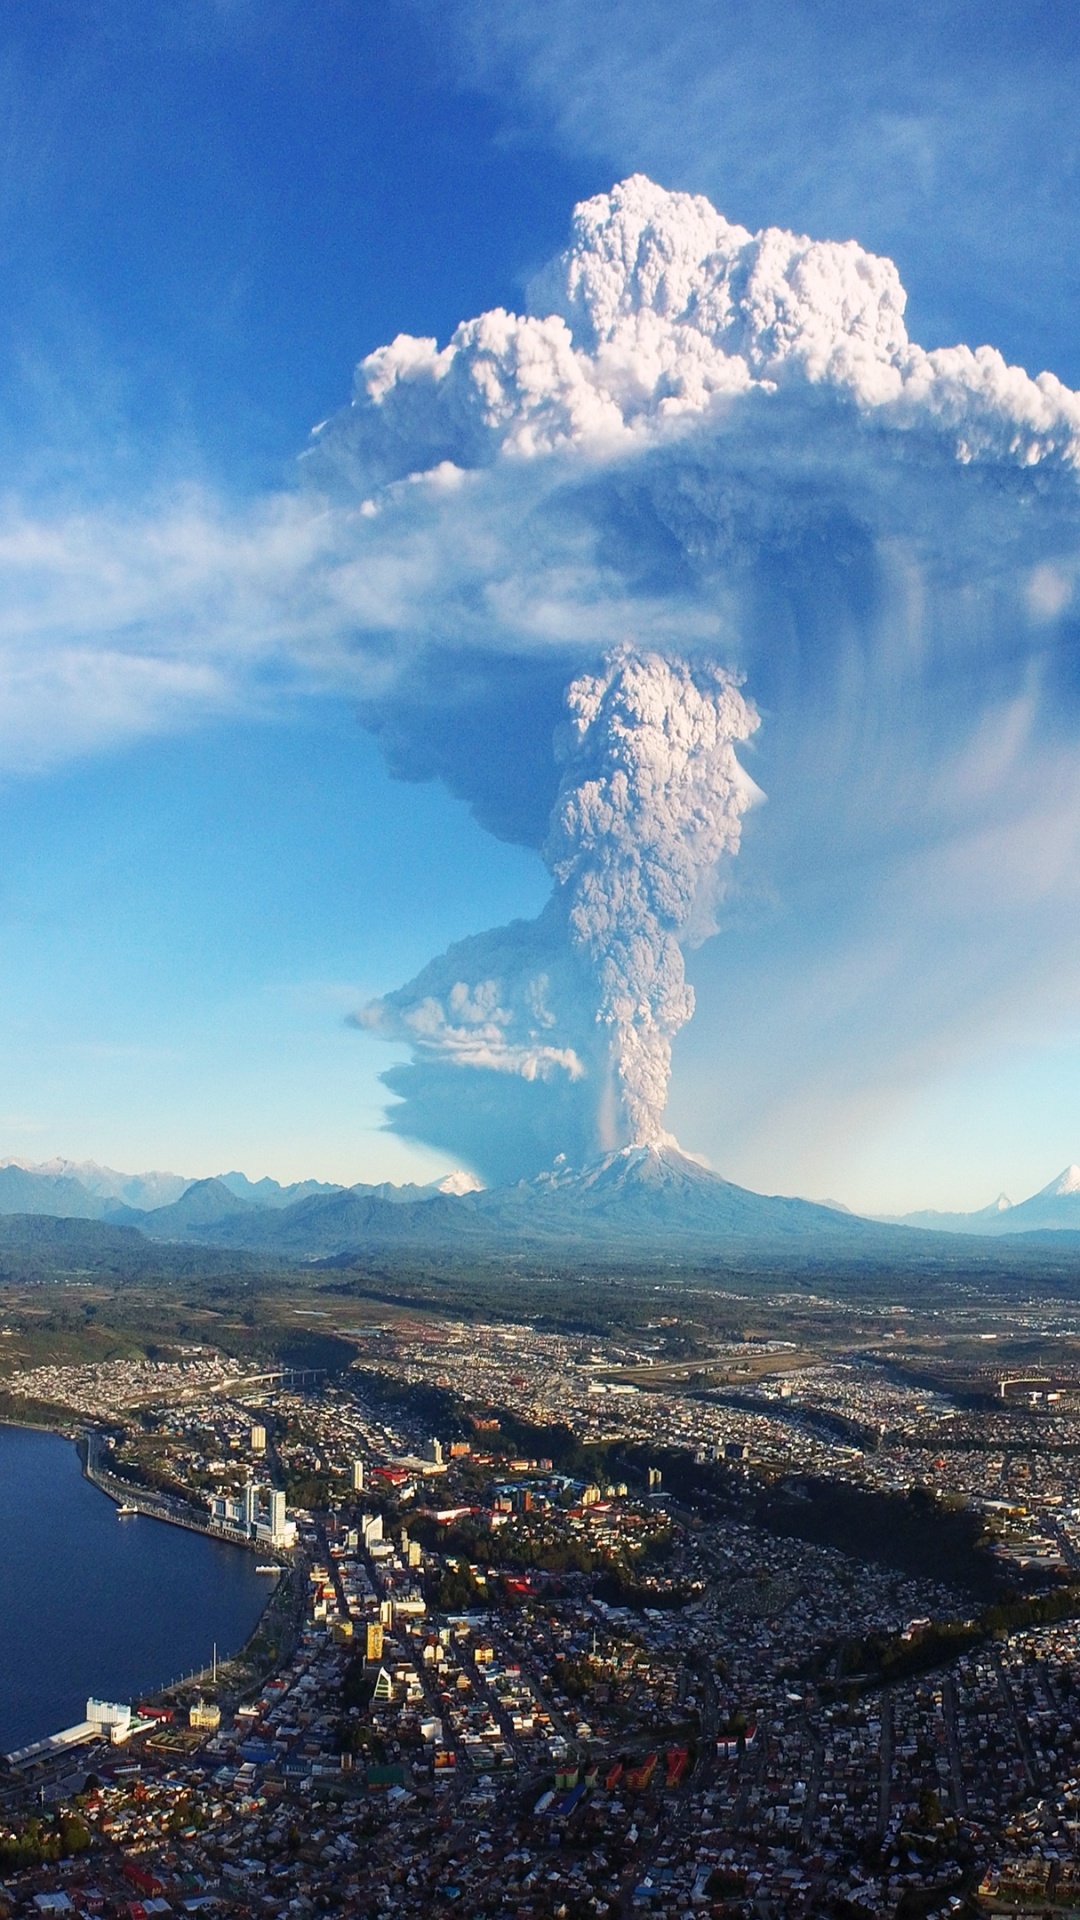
[3,0,1080,1209]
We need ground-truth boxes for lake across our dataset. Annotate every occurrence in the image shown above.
[0,1424,270,1752]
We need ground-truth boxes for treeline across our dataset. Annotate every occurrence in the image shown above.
[824,1584,1080,1692]
[832,1621,983,1687]
[0,1389,77,1427]
[627,1446,1004,1599]
[0,1814,91,1869]
[983,1583,1080,1635]
[348,1367,469,1442]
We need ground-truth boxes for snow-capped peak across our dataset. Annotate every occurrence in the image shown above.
[433,1169,484,1196]
[1051,1165,1080,1196]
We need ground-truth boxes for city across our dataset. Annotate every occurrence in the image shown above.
[1,5,1079,1919]
[3,1289,1080,1917]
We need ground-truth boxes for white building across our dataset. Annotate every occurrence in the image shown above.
[87,1698,130,1733]
[212,1480,294,1548]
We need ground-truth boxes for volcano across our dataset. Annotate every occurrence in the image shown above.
[121,1141,890,1260]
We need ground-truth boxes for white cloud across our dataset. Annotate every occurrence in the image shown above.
[6,176,1077,784]
[307,175,1080,484]
[0,489,403,770]
[8,174,1080,1183]
[361,647,758,1157]
[1027,562,1076,623]
[303,177,1080,1177]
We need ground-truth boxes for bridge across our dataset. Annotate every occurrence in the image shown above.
[174,1365,325,1403]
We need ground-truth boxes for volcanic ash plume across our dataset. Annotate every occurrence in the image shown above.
[330,174,1080,1183]
[546,649,759,1145]
[359,646,759,1165]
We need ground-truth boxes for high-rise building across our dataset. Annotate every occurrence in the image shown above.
[351,1458,366,1491]
[243,1482,259,1530]
[87,1699,131,1734]
[269,1488,287,1537]
[250,1424,267,1454]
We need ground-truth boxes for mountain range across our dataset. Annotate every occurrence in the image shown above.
[3,1149,1080,1263]
[0,1146,871,1258]
[122,1147,886,1258]
[882,1166,1080,1235]
[0,1158,478,1220]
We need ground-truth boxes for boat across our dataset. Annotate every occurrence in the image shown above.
[116,1503,138,1515]
[255,1564,280,1575]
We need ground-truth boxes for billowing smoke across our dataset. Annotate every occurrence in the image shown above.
[5,173,1062,1188]
[8,178,1080,1190]
[307,171,1080,490]
[545,648,758,1144]
[314,175,1080,1185]
[361,644,759,1164]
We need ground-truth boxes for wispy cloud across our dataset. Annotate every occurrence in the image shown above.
[0,490,373,770]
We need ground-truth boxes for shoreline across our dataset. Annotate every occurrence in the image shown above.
[0,1409,80,1435]
[76,1429,298,1691]
[79,1429,255,1544]
[0,1420,294,1753]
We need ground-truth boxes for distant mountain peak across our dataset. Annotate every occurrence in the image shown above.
[0,1157,190,1209]
[10,1138,907,1256]
[1050,1164,1080,1196]
[138,1176,254,1230]
[886,1164,1080,1235]
[434,1169,484,1196]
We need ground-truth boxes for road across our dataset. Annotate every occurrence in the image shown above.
[877,1695,893,1837]
[991,1646,1039,1791]
[941,1675,968,1815]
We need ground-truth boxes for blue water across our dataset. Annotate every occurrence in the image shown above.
[0,1425,270,1751]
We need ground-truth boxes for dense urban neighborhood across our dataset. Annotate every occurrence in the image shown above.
[4,1298,1080,1918]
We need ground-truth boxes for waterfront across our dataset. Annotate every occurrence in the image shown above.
[3,1319,1080,1915]
[0,1425,270,1753]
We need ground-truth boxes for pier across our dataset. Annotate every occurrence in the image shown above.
[81,1431,252,1546]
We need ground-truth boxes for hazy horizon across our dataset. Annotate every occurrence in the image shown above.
[9,1142,1080,1226]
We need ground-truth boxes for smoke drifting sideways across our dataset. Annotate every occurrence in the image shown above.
[316,175,1080,1187]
